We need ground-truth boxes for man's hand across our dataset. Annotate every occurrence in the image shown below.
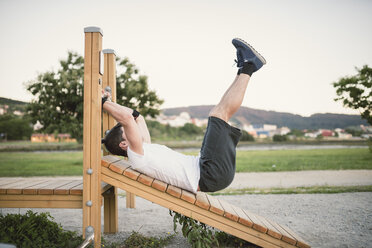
[102,86,112,101]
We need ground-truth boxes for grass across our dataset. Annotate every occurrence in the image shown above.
[0,141,82,152]
[0,148,371,177]
[235,148,372,172]
[0,151,83,176]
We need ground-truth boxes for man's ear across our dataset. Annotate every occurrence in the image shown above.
[119,141,128,150]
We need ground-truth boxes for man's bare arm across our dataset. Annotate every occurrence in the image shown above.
[103,101,151,143]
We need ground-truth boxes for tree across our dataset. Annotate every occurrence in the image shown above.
[273,134,287,142]
[333,65,372,125]
[240,130,254,141]
[26,51,163,142]
[0,114,33,140]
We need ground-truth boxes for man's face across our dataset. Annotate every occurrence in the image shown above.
[119,127,128,151]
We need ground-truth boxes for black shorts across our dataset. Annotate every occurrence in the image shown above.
[198,116,242,192]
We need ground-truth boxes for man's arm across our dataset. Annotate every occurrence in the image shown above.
[103,101,151,144]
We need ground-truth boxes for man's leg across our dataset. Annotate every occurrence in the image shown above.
[209,74,250,122]
[210,38,266,123]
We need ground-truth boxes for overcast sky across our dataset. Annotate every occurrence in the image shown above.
[0,0,371,116]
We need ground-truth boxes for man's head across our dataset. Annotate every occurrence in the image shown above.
[102,122,128,157]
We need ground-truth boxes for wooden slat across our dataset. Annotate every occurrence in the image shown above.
[38,180,71,195]
[54,180,83,195]
[101,155,121,168]
[0,179,41,193]
[152,179,167,192]
[137,174,154,186]
[256,215,283,240]
[231,205,254,228]
[195,192,210,210]
[218,199,239,222]
[243,209,268,233]
[22,180,58,195]
[181,190,196,204]
[279,223,310,248]
[109,162,128,175]
[266,219,297,245]
[5,180,46,195]
[206,194,224,216]
[70,183,83,195]
[0,178,20,186]
[123,168,140,180]
[101,167,298,248]
[166,185,182,198]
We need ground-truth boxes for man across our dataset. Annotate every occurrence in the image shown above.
[101,38,266,193]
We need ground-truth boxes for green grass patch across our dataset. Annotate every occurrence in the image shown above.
[235,148,372,172]
[0,148,371,177]
[0,152,83,176]
[212,185,372,195]
[0,141,82,152]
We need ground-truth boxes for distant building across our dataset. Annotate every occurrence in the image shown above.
[191,118,208,127]
[13,110,23,116]
[0,105,9,115]
[33,121,43,131]
[156,112,191,127]
[321,129,334,137]
[31,133,76,143]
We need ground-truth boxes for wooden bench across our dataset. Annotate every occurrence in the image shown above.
[0,178,114,209]
[101,155,311,248]
[0,178,116,234]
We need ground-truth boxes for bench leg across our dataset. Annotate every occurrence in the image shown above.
[103,186,118,233]
[126,192,136,208]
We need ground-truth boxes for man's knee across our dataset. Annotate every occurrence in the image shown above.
[209,106,228,122]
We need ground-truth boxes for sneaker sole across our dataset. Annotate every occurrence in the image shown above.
[234,38,266,65]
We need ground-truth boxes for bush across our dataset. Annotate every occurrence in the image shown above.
[0,114,33,140]
[0,210,83,248]
[272,134,287,142]
[241,130,255,141]
[170,211,258,248]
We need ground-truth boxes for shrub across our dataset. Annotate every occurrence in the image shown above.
[272,134,287,142]
[241,130,255,141]
[0,210,83,248]
[170,211,258,248]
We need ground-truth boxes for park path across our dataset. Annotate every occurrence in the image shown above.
[229,169,372,189]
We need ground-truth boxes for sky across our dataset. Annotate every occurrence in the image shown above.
[0,0,371,117]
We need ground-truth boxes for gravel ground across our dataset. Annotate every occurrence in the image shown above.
[2,192,372,248]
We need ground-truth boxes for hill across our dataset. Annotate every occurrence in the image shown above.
[0,97,28,113]
[162,105,368,130]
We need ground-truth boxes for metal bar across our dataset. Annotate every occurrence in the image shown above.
[77,232,94,248]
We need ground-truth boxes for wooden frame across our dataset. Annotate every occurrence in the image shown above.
[102,49,119,233]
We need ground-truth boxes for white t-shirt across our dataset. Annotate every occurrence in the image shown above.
[127,143,200,193]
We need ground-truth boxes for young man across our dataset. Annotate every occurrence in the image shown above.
[101,38,266,193]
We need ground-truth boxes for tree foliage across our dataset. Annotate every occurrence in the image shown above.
[26,51,163,142]
[241,130,254,141]
[0,114,33,140]
[333,65,372,125]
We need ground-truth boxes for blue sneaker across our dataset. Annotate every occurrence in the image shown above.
[232,38,266,72]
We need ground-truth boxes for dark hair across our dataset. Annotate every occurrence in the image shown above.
[102,123,128,157]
